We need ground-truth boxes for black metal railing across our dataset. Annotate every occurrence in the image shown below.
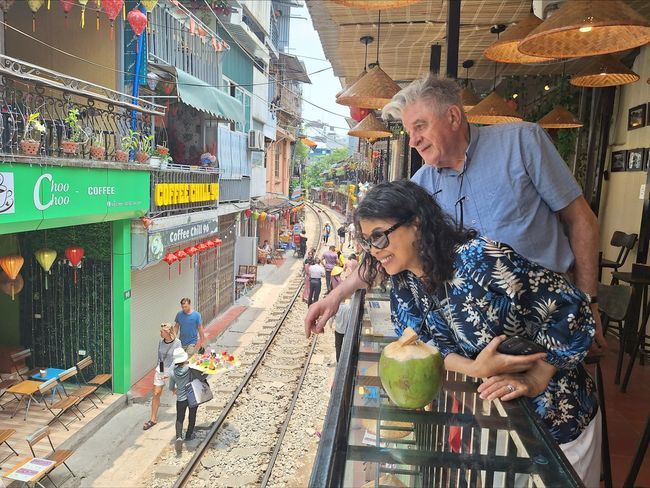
[0,55,164,163]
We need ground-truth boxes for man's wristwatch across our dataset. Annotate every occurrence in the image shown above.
[589,296,598,305]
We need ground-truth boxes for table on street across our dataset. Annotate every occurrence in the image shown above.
[5,381,43,421]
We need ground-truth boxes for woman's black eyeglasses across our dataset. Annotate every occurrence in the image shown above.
[357,222,404,252]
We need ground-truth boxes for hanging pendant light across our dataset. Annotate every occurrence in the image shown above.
[484,14,555,64]
[460,60,480,113]
[336,11,400,110]
[518,0,650,59]
[570,55,640,87]
[336,36,374,98]
[468,26,523,125]
[330,0,422,9]
[348,113,391,139]
[538,106,583,129]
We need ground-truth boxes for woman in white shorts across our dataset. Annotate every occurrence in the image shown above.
[143,323,181,430]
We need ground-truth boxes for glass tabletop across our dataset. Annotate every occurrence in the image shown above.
[341,294,581,488]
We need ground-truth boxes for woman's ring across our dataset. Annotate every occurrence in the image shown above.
[506,384,516,393]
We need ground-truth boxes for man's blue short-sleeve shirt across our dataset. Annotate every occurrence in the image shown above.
[175,310,202,346]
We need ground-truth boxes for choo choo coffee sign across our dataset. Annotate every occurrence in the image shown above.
[0,163,150,234]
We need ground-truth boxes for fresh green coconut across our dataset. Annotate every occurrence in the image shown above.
[379,327,444,409]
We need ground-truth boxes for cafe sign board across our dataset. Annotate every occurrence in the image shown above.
[147,220,219,262]
[0,163,150,234]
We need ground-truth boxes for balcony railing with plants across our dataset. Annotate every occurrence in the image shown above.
[0,55,166,165]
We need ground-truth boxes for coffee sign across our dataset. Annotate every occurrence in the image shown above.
[0,163,150,234]
[147,220,219,262]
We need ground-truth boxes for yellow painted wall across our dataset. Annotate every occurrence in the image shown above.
[598,45,650,280]
[4,3,117,89]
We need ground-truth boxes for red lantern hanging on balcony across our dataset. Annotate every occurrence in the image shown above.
[205,240,215,249]
[350,107,371,122]
[102,0,123,39]
[244,209,252,218]
[212,238,222,247]
[127,8,147,52]
[0,255,24,300]
[163,252,178,279]
[174,249,187,275]
[184,246,197,268]
[65,246,84,285]
[59,0,73,26]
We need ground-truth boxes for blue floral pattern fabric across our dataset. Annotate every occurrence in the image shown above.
[389,237,598,444]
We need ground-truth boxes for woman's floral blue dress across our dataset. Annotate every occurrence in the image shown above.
[389,237,598,444]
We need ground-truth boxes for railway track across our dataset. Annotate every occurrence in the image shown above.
[169,202,344,488]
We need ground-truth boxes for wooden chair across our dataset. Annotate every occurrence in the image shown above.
[75,357,112,399]
[38,379,82,431]
[598,284,633,384]
[26,426,75,485]
[246,265,258,284]
[599,231,638,282]
[0,428,18,464]
[10,349,40,380]
[238,265,248,277]
[0,373,19,409]
[57,367,99,413]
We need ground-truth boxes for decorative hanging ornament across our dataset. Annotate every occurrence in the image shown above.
[205,240,215,249]
[163,252,178,279]
[65,246,84,284]
[212,238,222,247]
[252,211,260,220]
[141,0,157,11]
[0,0,15,18]
[102,0,123,39]
[244,209,252,218]
[350,107,371,122]
[59,0,74,27]
[78,0,88,28]
[0,272,23,300]
[34,248,57,290]
[174,249,187,274]
[184,246,198,268]
[127,8,147,52]
[259,212,267,222]
[27,0,45,32]
[0,255,24,300]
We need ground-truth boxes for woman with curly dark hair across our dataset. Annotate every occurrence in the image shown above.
[355,180,600,487]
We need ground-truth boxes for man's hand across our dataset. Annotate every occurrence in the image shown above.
[471,336,547,377]
[589,304,607,354]
[304,292,342,338]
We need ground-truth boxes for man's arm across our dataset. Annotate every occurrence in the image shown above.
[197,324,205,348]
[304,266,365,338]
[174,322,180,338]
[559,196,607,351]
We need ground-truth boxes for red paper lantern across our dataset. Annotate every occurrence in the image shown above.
[213,238,222,246]
[127,7,147,52]
[65,246,85,285]
[102,0,123,39]
[350,107,371,122]
[244,209,252,218]
[196,243,208,252]
[60,0,74,25]
[140,217,153,229]
[205,240,215,249]
[174,249,187,274]
[183,246,197,268]
[163,252,178,279]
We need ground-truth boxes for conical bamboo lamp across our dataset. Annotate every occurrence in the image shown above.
[460,87,481,112]
[484,14,555,64]
[518,0,650,59]
[348,113,391,139]
[538,105,583,129]
[336,65,400,110]
[331,0,421,9]
[570,55,640,87]
[467,92,523,125]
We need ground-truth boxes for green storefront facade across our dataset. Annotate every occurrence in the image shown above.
[0,162,150,393]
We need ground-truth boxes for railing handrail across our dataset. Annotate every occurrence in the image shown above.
[0,55,165,116]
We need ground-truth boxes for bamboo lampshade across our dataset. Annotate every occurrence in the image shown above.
[538,105,583,129]
[336,66,401,110]
[460,87,481,112]
[484,14,555,64]
[336,70,365,99]
[518,0,650,59]
[570,55,640,87]
[348,113,391,139]
[466,92,523,125]
[330,0,422,9]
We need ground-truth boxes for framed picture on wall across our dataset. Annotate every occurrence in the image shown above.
[628,104,647,130]
[644,148,650,171]
[627,148,644,171]
[611,150,627,172]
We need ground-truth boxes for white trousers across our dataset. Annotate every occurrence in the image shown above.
[560,409,602,488]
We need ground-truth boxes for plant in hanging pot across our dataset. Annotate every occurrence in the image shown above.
[118,129,138,163]
[153,143,171,168]
[61,108,84,155]
[20,111,45,156]
[89,132,106,160]
[136,134,154,164]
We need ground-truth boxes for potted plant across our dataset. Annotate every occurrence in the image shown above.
[118,129,138,162]
[153,144,171,168]
[61,108,83,155]
[20,111,45,155]
[89,132,106,159]
[136,134,153,163]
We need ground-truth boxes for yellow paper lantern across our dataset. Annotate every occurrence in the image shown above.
[35,248,57,290]
[141,0,157,12]
[27,0,44,31]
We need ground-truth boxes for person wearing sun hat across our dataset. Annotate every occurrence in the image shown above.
[330,264,344,291]
[169,347,197,454]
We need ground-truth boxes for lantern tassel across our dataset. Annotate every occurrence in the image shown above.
[74,268,77,285]
[96,12,99,31]
[47,0,50,9]
[32,14,36,32]
[178,261,181,275]
[122,3,125,20]
[81,7,85,28]
[11,283,14,301]
[45,273,48,291]
[110,22,114,40]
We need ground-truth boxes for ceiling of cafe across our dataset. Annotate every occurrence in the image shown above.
[306,0,650,87]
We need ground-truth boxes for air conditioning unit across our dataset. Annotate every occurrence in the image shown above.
[248,130,265,151]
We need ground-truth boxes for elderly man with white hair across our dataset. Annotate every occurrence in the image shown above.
[305,74,604,349]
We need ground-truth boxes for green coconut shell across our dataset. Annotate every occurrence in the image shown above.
[379,328,444,409]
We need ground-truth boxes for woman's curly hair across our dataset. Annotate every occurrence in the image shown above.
[354,180,476,292]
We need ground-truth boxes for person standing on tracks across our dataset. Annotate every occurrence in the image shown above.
[174,298,205,357]
[169,347,198,453]
[331,299,352,361]
[323,222,331,244]
[337,224,347,247]
[308,258,325,306]
[343,253,358,279]
[143,323,182,431]
[299,230,308,258]
[347,221,355,249]
[303,249,316,303]
[322,245,338,293]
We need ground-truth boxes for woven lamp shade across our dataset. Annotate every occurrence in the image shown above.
[518,0,650,59]
[484,14,555,64]
[348,113,391,139]
[336,66,401,110]
[467,92,523,125]
[336,71,365,99]
[330,0,422,9]
[460,87,481,112]
[538,105,583,129]
[570,55,640,87]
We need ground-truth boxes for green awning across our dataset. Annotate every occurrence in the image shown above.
[175,69,244,126]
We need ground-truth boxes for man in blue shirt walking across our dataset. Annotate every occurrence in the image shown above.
[174,298,205,356]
